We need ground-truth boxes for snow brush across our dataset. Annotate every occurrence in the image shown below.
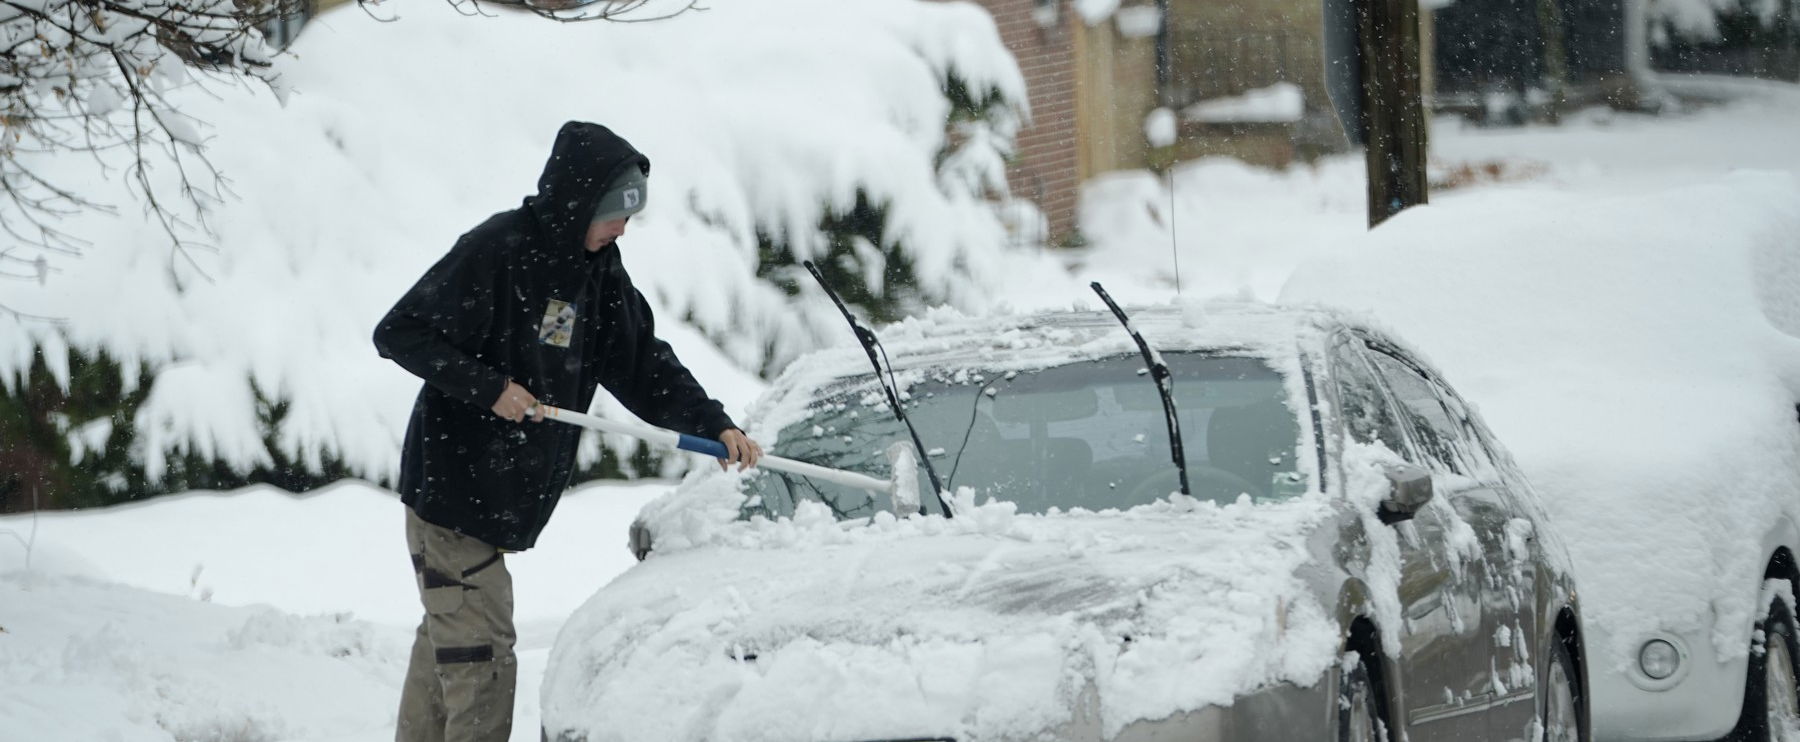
[528,404,926,512]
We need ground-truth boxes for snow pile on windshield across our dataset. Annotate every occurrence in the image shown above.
[627,303,1329,546]
[1281,170,1800,661]
[0,0,1054,485]
[545,491,1341,741]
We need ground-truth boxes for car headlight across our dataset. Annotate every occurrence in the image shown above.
[1639,638,1681,680]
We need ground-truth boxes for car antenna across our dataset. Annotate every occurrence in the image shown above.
[1091,281,1190,497]
[1167,165,1182,296]
[803,260,953,518]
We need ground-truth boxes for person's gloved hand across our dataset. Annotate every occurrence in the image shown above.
[718,428,763,471]
[492,381,544,423]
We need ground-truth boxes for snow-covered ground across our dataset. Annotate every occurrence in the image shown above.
[3,6,1799,732]
[1076,78,1800,306]
[0,480,666,741]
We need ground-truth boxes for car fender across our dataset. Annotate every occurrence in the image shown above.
[1585,515,1799,740]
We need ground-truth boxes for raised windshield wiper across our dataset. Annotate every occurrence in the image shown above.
[803,260,952,518]
[1090,282,1190,497]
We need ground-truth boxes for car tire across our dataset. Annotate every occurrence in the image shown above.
[1730,589,1800,742]
[1542,634,1585,742]
[1337,652,1389,742]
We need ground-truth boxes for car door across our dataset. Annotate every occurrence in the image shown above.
[1362,343,1537,737]
[1329,335,1488,742]
[1437,385,1546,740]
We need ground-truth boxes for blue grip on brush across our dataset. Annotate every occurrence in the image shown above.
[677,434,730,459]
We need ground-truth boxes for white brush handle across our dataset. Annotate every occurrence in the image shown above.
[532,404,894,495]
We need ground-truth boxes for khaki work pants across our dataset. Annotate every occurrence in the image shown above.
[396,506,518,742]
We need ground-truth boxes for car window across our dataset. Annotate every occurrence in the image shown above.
[1329,339,1411,457]
[1430,386,1505,480]
[741,353,1307,521]
[1363,350,1470,476]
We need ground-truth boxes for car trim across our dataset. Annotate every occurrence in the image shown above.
[1408,687,1534,726]
[1299,348,1329,492]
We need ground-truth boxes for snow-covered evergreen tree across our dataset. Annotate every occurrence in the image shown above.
[0,0,1040,508]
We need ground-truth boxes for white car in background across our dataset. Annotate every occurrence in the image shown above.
[540,304,1587,742]
[1281,172,1800,741]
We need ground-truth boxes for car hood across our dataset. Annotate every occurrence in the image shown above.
[542,491,1342,742]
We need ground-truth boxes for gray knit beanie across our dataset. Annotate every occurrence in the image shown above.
[592,166,648,223]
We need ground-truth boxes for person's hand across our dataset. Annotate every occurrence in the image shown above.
[492,381,544,423]
[718,428,762,471]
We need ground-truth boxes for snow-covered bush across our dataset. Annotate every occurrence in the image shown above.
[0,0,1032,509]
[1651,0,1797,45]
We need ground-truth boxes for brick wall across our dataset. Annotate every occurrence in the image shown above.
[978,0,1083,245]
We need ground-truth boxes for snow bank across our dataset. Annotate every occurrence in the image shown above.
[0,479,672,740]
[0,479,668,627]
[1,0,1039,486]
[1431,88,1800,191]
[0,569,407,742]
[1280,170,1800,660]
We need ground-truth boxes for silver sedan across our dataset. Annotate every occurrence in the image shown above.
[542,305,1588,742]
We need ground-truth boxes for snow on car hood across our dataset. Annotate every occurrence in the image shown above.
[542,482,1341,742]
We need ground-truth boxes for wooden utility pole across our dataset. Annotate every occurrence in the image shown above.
[1356,0,1429,227]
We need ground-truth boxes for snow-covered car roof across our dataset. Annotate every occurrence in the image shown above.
[778,302,1325,375]
[739,302,1379,440]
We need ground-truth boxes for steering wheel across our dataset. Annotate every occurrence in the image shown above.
[1119,465,1260,505]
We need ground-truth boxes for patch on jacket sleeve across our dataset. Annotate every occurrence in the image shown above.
[538,298,577,348]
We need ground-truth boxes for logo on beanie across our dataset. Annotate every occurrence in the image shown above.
[622,188,641,209]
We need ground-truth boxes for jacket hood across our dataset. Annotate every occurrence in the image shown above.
[526,121,650,251]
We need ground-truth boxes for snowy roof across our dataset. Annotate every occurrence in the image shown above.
[781,301,1332,379]
[739,301,1349,443]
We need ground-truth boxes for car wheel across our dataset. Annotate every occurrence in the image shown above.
[1338,653,1388,742]
[1732,591,1800,742]
[1542,635,1584,742]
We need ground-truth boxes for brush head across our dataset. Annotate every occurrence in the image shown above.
[884,442,921,516]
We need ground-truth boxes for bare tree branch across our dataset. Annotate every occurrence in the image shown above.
[1,0,285,306]
[0,0,698,319]
[413,0,704,24]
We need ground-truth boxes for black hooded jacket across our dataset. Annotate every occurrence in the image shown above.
[373,121,735,551]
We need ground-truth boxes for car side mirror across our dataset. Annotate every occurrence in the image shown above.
[628,519,652,561]
[1378,463,1433,525]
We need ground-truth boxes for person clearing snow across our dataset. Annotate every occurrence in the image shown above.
[372,120,763,742]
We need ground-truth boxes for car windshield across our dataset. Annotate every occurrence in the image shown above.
[741,353,1307,520]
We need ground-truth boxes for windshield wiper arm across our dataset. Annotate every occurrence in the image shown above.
[1090,282,1190,497]
[803,260,952,517]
